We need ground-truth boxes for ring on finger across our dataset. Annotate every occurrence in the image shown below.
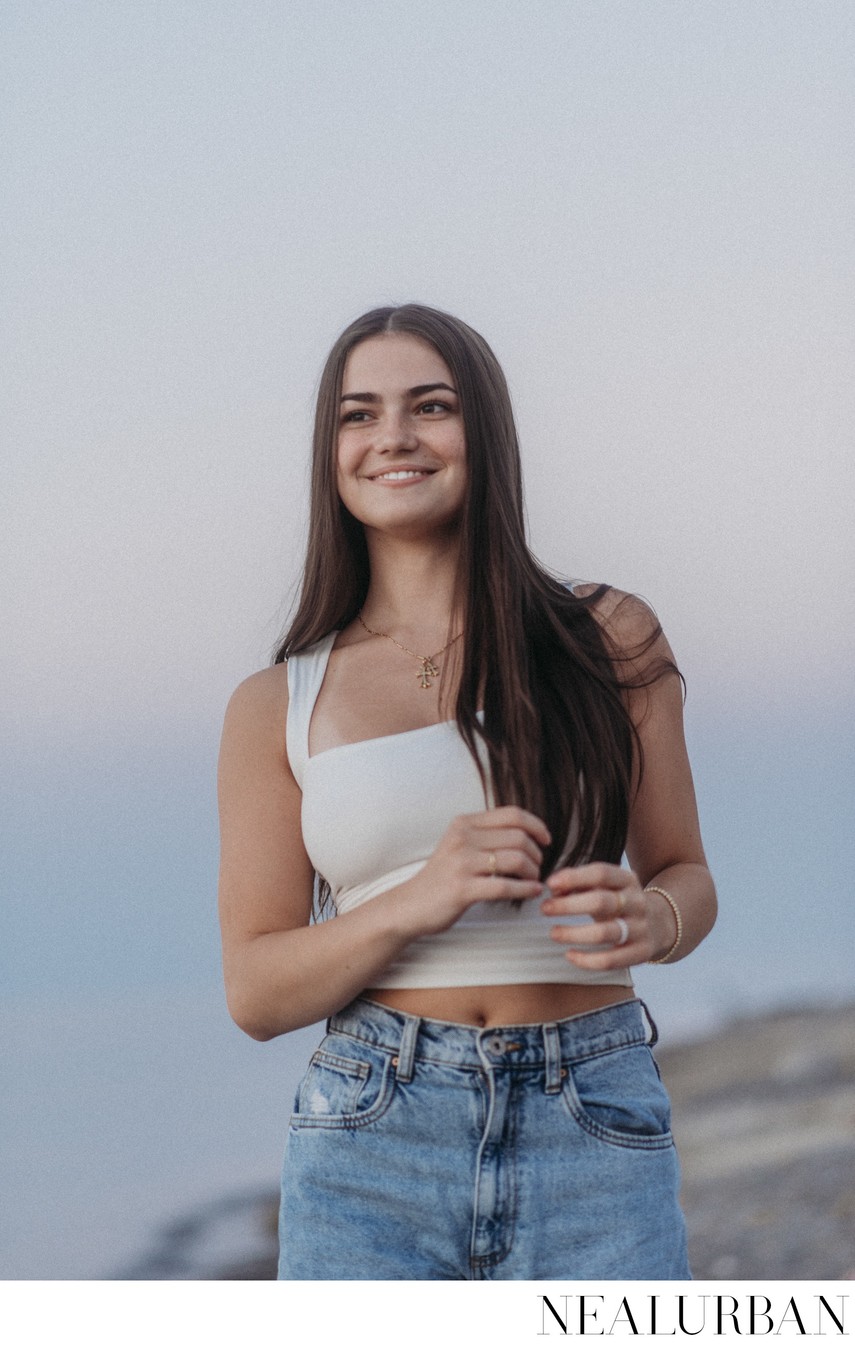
[487,851,498,877]
[616,891,627,915]
[614,917,630,947]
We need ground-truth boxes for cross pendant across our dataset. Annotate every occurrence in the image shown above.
[418,657,440,689]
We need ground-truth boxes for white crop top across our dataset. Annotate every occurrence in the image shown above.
[286,630,633,990]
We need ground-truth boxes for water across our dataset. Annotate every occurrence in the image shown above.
[2,710,852,1278]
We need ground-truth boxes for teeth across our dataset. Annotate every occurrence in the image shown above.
[376,470,427,480]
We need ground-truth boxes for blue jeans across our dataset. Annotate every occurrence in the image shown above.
[278,996,690,1280]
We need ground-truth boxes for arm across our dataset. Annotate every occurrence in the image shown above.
[218,667,548,1040]
[541,591,717,967]
[218,667,425,1040]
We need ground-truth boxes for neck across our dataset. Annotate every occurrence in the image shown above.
[361,531,462,642]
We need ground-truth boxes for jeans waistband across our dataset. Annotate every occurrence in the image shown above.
[327,995,656,1089]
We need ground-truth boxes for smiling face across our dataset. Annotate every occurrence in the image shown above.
[336,333,467,542]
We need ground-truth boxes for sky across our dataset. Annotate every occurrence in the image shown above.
[3,0,853,761]
[1,0,853,1286]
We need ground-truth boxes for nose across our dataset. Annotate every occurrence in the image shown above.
[374,408,418,454]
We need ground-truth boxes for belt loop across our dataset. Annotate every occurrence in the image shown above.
[638,999,659,1047]
[394,1013,419,1083]
[542,1022,562,1094]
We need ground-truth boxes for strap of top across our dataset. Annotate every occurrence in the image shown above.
[285,631,337,787]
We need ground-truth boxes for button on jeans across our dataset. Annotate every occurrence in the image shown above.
[278,996,690,1280]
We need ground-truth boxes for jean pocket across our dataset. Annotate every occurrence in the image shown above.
[561,1044,674,1150]
[290,1043,394,1131]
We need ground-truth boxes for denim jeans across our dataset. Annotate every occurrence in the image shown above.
[278,995,690,1280]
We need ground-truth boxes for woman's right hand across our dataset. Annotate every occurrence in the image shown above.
[396,806,551,937]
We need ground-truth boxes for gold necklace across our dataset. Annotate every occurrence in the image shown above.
[357,611,463,689]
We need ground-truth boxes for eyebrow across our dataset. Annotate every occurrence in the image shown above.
[340,382,457,404]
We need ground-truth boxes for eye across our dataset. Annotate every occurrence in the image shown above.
[341,409,371,424]
[417,399,453,415]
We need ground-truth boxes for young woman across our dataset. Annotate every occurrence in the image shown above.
[217,303,716,1280]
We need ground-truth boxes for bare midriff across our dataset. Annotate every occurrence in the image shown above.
[364,982,635,1029]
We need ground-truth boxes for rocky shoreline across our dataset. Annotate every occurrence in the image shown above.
[657,1000,855,1280]
[117,1000,855,1280]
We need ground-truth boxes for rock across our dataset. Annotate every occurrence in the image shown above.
[656,1001,855,1279]
[116,1188,279,1280]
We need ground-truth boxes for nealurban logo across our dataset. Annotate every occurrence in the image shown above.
[537,1295,849,1338]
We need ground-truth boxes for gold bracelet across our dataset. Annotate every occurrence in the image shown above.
[645,885,683,964]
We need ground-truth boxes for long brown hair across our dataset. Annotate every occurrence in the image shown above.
[275,303,678,876]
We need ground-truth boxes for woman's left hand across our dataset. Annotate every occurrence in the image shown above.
[540,861,674,969]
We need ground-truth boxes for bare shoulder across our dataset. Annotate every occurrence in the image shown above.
[572,583,666,659]
[220,664,291,769]
[224,663,289,724]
